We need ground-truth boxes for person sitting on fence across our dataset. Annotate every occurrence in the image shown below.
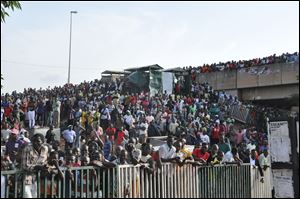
[21,133,49,198]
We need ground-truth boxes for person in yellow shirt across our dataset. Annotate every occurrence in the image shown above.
[179,138,193,159]
[211,150,225,165]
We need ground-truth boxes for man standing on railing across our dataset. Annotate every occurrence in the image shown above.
[21,133,48,198]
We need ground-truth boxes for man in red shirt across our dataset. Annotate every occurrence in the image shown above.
[211,122,221,145]
[106,123,116,142]
[193,143,210,163]
[130,94,137,106]
[116,126,127,145]
[185,95,193,106]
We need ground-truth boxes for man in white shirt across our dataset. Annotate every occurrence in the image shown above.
[169,119,179,135]
[53,99,61,128]
[259,149,270,170]
[138,120,148,137]
[223,147,242,164]
[200,128,210,145]
[159,136,177,162]
[100,105,111,130]
[145,113,154,124]
[63,125,76,149]
[123,111,134,130]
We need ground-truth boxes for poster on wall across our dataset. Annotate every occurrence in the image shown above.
[272,169,294,198]
[269,121,289,137]
[162,72,174,95]
[269,121,291,162]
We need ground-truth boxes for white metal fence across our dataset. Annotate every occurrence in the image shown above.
[1,163,271,198]
[116,163,271,198]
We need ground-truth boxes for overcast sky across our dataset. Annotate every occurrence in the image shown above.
[1,1,299,93]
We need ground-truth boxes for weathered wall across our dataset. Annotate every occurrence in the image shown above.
[195,62,299,100]
[197,72,217,89]
[216,70,236,90]
[282,62,299,84]
[196,62,299,90]
[241,84,299,100]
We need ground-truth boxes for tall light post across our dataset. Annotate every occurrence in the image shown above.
[67,10,78,84]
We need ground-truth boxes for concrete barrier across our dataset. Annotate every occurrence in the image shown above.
[281,62,299,84]
[216,70,237,90]
[258,64,282,87]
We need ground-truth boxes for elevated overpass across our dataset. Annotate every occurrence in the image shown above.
[196,62,299,107]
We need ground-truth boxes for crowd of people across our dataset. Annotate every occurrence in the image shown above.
[3,52,295,197]
[183,52,299,75]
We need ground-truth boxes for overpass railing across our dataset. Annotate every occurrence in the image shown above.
[1,163,271,198]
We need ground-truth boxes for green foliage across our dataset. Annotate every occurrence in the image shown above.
[1,1,21,23]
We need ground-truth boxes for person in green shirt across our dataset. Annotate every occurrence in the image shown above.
[218,135,231,154]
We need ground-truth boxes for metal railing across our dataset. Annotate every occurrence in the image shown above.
[1,163,271,198]
[250,167,272,198]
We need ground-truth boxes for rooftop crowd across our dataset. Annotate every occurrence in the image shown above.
[2,52,297,197]
[182,52,299,75]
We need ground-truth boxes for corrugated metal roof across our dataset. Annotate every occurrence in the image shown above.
[125,64,163,72]
[101,70,130,75]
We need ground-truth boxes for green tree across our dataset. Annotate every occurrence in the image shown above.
[1,1,21,88]
[1,1,21,23]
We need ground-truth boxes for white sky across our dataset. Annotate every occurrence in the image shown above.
[1,1,299,93]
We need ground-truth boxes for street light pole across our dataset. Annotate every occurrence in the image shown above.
[67,10,77,84]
